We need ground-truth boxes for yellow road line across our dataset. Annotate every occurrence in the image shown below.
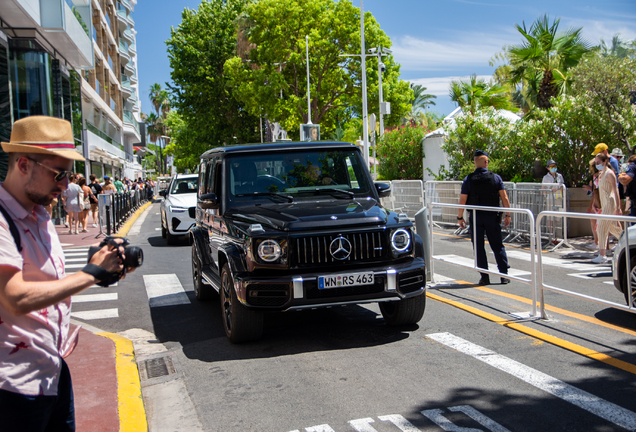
[97,332,148,432]
[426,290,636,376]
[114,200,154,237]
[466,283,636,337]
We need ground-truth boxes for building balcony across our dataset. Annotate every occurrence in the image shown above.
[121,28,134,43]
[120,0,132,11]
[128,43,136,55]
[124,61,135,76]
[1,0,94,68]
[118,40,131,64]
[116,8,128,26]
[129,73,138,84]
[86,122,125,160]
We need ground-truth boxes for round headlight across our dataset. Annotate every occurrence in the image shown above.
[257,239,282,262]
[391,229,411,253]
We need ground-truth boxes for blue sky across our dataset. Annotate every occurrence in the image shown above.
[133,0,636,118]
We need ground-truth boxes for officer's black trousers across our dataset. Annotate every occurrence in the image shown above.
[469,212,509,280]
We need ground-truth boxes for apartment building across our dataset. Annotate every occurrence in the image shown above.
[0,0,144,181]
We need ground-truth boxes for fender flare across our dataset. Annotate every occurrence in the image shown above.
[190,227,211,267]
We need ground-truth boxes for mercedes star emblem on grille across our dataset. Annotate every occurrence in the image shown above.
[329,236,352,260]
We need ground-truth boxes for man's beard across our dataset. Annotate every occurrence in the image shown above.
[25,180,58,206]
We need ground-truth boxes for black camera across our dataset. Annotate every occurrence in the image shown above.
[87,237,143,286]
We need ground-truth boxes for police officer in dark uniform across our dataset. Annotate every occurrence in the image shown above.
[457,150,512,285]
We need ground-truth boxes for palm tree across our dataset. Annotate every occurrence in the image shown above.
[410,84,436,112]
[449,74,515,114]
[595,34,636,58]
[507,15,591,109]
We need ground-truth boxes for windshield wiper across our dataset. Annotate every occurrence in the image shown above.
[313,188,354,199]
[235,192,294,202]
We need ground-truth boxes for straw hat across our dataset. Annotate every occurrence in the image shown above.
[1,116,85,161]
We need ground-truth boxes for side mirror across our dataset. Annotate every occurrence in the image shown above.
[159,190,167,197]
[375,182,391,198]
[198,193,219,209]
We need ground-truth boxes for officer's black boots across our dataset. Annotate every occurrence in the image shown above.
[478,276,490,286]
[501,277,511,284]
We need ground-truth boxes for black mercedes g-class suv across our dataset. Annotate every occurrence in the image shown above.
[190,142,426,343]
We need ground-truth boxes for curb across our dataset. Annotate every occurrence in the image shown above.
[97,332,148,432]
[114,198,155,238]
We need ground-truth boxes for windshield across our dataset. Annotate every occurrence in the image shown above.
[226,149,372,203]
[170,177,198,195]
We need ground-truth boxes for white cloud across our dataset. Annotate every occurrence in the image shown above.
[391,33,514,72]
[408,75,493,97]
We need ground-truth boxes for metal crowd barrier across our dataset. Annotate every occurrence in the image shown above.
[379,180,425,219]
[536,211,636,318]
[425,180,569,250]
[428,202,540,318]
[97,190,147,236]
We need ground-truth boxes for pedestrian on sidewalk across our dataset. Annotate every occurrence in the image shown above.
[541,159,566,244]
[88,174,102,228]
[0,116,128,431]
[102,176,116,195]
[113,176,123,194]
[77,177,93,233]
[62,174,82,235]
[584,159,602,248]
[457,150,512,286]
[619,154,636,221]
[592,152,623,264]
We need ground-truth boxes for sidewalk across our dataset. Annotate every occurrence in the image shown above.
[61,201,153,431]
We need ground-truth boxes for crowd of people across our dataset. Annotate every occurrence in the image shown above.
[49,173,156,233]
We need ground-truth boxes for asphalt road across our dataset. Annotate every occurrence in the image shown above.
[70,202,636,432]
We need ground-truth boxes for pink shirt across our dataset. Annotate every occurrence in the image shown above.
[0,184,78,396]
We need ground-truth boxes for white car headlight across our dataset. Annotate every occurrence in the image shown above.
[391,228,411,253]
[169,205,187,213]
[257,239,282,262]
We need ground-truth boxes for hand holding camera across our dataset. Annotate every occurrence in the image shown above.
[82,237,143,287]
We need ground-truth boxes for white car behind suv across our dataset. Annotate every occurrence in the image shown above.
[160,174,198,245]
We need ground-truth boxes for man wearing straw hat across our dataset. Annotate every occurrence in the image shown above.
[0,116,126,430]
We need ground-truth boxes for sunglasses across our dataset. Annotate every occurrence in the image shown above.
[26,157,72,182]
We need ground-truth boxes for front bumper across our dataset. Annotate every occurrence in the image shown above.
[234,259,426,311]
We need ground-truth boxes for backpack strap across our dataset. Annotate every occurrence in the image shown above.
[0,203,23,252]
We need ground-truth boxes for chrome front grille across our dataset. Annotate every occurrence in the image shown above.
[294,231,385,266]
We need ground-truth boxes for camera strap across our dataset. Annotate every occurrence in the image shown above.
[0,203,22,252]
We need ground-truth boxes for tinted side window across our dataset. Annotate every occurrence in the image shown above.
[206,157,219,194]
[198,161,207,196]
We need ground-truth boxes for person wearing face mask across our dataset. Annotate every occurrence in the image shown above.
[542,160,566,244]
[592,153,623,264]
[542,160,564,185]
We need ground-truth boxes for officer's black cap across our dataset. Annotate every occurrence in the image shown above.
[474,150,489,158]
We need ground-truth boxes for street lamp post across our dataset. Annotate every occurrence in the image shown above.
[368,46,392,137]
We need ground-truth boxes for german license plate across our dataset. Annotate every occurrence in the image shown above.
[318,272,374,289]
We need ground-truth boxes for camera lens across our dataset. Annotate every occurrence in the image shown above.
[124,246,143,268]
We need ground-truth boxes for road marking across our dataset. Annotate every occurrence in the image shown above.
[70,308,119,320]
[426,290,636,375]
[427,332,636,431]
[155,228,161,230]
[506,249,609,271]
[568,271,613,280]
[65,263,88,269]
[72,293,118,303]
[457,283,636,338]
[64,257,88,263]
[449,406,511,432]
[377,414,421,431]
[433,274,455,283]
[63,247,90,252]
[128,208,151,236]
[433,255,531,277]
[143,274,191,307]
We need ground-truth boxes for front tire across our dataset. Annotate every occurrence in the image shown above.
[379,294,426,326]
[161,216,167,239]
[166,227,177,245]
[220,264,263,343]
[621,255,636,307]
[192,244,215,301]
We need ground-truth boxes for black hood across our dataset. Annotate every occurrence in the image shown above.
[226,198,391,231]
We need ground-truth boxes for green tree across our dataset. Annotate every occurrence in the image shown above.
[163,110,205,172]
[507,15,591,109]
[410,84,436,112]
[376,124,430,180]
[594,34,636,59]
[449,74,515,114]
[166,0,259,154]
[223,0,412,139]
[571,55,636,155]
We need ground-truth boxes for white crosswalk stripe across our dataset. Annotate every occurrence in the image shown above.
[64,248,119,321]
[143,274,191,307]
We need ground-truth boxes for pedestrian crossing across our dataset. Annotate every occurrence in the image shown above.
[64,247,120,321]
[65,247,192,322]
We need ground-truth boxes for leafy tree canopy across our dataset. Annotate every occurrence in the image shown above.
[166,0,260,151]
[223,0,412,139]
